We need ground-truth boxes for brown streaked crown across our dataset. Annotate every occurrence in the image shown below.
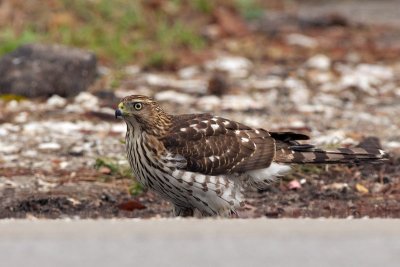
[120,95,172,136]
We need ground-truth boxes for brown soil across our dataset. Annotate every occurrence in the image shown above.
[1,156,399,219]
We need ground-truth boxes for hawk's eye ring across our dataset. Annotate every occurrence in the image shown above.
[134,102,143,110]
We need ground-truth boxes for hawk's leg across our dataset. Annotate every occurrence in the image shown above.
[173,206,194,217]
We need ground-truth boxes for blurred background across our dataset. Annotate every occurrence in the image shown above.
[0,0,399,219]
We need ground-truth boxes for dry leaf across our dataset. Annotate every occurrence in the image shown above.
[117,200,146,211]
[355,183,369,194]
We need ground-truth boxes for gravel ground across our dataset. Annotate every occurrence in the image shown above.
[1,2,400,219]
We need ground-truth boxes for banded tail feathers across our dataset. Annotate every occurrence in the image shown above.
[274,135,388,165]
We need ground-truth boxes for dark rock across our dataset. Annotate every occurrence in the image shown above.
[0,44,97,98]
[207,73,229,96]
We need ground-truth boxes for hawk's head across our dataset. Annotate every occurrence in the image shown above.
[115,95,171,135]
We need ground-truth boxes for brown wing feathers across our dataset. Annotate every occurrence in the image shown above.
[162,114,275,175]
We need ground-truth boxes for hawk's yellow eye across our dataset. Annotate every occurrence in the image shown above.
[134,102,143,110]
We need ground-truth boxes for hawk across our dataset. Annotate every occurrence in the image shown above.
[115,95,387,217]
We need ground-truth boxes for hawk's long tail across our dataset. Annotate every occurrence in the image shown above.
[273,133,388,164]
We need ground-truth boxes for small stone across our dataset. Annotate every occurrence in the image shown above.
[306,54,331,70]
[286,33,317,48]
[22,150,38,157]
[14,112,28,123]
[0,127,7,136]
[323,182,349,191]
[286,78,310,105]
[371,183,386,194]
[313,130,346,146]
[205,56,252,78]
[67,198,81,206]
[197,95,221,111]
[69,146,84,156]
[0,144,19,154]
[145,74,207,94]
[155,90,195,104]
[99,166,112,175]
[207,73,229,96]
[38,142,61,151]
[338,64,394,95]
[248,77,283,90]
[64,104,82,113]
[37,179,57,192]
[97,66,111,76]
[74,92,99,110]
[47,95,67,108]
[178,66,200,79]
[59,161,69,169]
[385,141,400,149]
[288,180,302,190]
[124,65,140,75]
[221,95,263,111]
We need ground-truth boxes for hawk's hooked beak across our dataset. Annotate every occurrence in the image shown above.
[115,108,122,119]
[115,102,124,119]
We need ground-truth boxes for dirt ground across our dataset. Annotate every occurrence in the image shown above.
[1,1,400,219]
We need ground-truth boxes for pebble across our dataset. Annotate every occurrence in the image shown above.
[97,66,111,76]
[205,56,252,78]
[197,95,221,111]
[288,180,302,190]
[145,74,207,94]
[46,95,67,108]
[322,183,349,191]
[74,92,99,111]
[339,64,394,95]
[59,161,69,169]
[155,90,196,104]
[14,112,28,123]
[124,65,140,75]
[0,144,19,154]
[313,130,346,145]
[306,54,331,70]
[64,103,83,113]
[221,95,263,110]
[178,66,200,79]
[99,166,112,175]
[371,183,386,194]
[37,179,57,192]
[385,141,400,149]
[286,33,318,48]
[247,76,283,90]
[38,142,62,151]
[285,78,310,105]
[0,128,8,136]
[22,150,38,157]
[69,146,84,156]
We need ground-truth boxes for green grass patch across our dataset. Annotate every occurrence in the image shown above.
[234,0,264,20]
[0,94,28,102]
[0,28,39,56]
[0,0,264,67]
[129,182,144,196]
[94,157,133,178]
